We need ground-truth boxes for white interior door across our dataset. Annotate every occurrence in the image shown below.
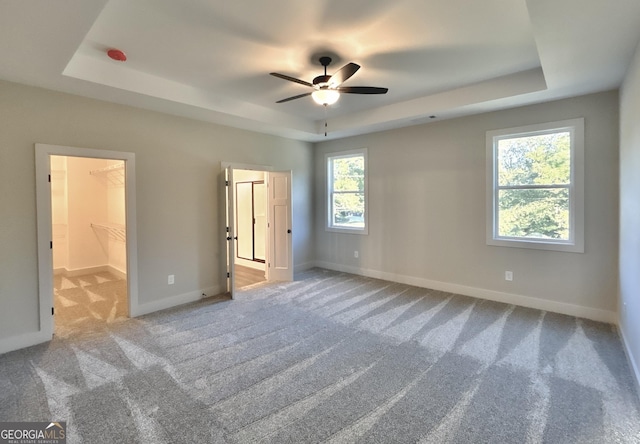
[225,167,236,297]
[267,171,293,282]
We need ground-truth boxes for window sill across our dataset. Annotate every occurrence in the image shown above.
[326,226,369,235]
[487,237,583,253]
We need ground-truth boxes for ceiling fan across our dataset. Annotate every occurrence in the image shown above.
[270,56,388,105]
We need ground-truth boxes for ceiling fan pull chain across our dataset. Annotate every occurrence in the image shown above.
[324,104,328,137]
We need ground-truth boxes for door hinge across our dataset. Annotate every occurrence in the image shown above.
[227,272,230,278]
[50,241,53,249]
[48,174,51,183]
[51,307,54,315]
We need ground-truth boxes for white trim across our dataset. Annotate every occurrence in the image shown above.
[0,330,51,355]
[55,265,127,280]
[313,261,617,324]
[108,266,128,280]
[132,286,222,317]
[486,118,585,253]
[35,143,139,338]
[619,323,640,400]
[221,162,295,291]
[221,161,274,172]
[294,261,316,273]
[1,283,223,355]
[235,257,265,271]
[64,266,112,277]
[325,148,369,235]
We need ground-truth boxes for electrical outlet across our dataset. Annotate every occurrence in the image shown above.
[505,271,513,281]
[354,251,359,258]
[168,274,175,285]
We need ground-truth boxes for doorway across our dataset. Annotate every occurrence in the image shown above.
[223,163,293,297]
[234,170,267,289]
[36,144,139,340]
[50,155,128,333]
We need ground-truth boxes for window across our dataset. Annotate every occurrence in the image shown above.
[486,119,584,252]
[326,148,368,234]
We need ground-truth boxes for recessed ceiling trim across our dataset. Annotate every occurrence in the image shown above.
[63,53,316,135]
[322,68,548,136]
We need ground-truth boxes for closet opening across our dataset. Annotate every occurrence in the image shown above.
[36,144,139,340]
[49,155,128,334]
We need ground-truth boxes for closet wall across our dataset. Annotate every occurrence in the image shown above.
[51,156,126,276]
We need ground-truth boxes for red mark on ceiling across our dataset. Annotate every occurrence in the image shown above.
[107,49,127,62]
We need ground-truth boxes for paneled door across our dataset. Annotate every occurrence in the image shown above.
[267,171,293,282]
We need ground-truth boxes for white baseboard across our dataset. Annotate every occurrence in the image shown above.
[618,323,640,400]
[295,261,316,273]
[1,284,223,354]
[58,265,127,279]
[235,257,265,271]
[131,285,222,317]
[314,261,617,324]
[0,329,52,356]
[108,266,127,280]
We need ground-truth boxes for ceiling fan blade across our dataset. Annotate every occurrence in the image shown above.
[328,62,360,88]
[338,86,389,94]
[270,72,313,88]
[276,92,312,103]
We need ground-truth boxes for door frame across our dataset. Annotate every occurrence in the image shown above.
[222,162,272,297]
[35,144,140,338]
[219,161,293,299]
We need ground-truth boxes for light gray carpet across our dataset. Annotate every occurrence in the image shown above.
[53,271,128,334]
[1,268,639,443]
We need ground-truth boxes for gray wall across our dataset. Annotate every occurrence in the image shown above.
[314,91,619,317]
[0,80,314,341]
[0,77,627,368]
[619,42,640,389]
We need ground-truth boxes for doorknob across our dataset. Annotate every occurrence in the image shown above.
[287,229,292,234]
[234,236,238,240]
[226,236,231,241]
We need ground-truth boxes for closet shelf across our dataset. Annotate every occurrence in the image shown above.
[89,162,125,186]
[91,223,126,242]
[89,163,124,175]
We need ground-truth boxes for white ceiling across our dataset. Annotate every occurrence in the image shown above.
[1,0,639,141]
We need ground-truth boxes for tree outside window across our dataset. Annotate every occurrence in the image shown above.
[486,119,584,252]
[497,131,570,240]
[327,149,368,234]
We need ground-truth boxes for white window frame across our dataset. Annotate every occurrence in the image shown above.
[486,118,584,253]
[326,148,369,235]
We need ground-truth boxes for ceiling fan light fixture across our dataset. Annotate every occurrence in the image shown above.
[312,89,340,106]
